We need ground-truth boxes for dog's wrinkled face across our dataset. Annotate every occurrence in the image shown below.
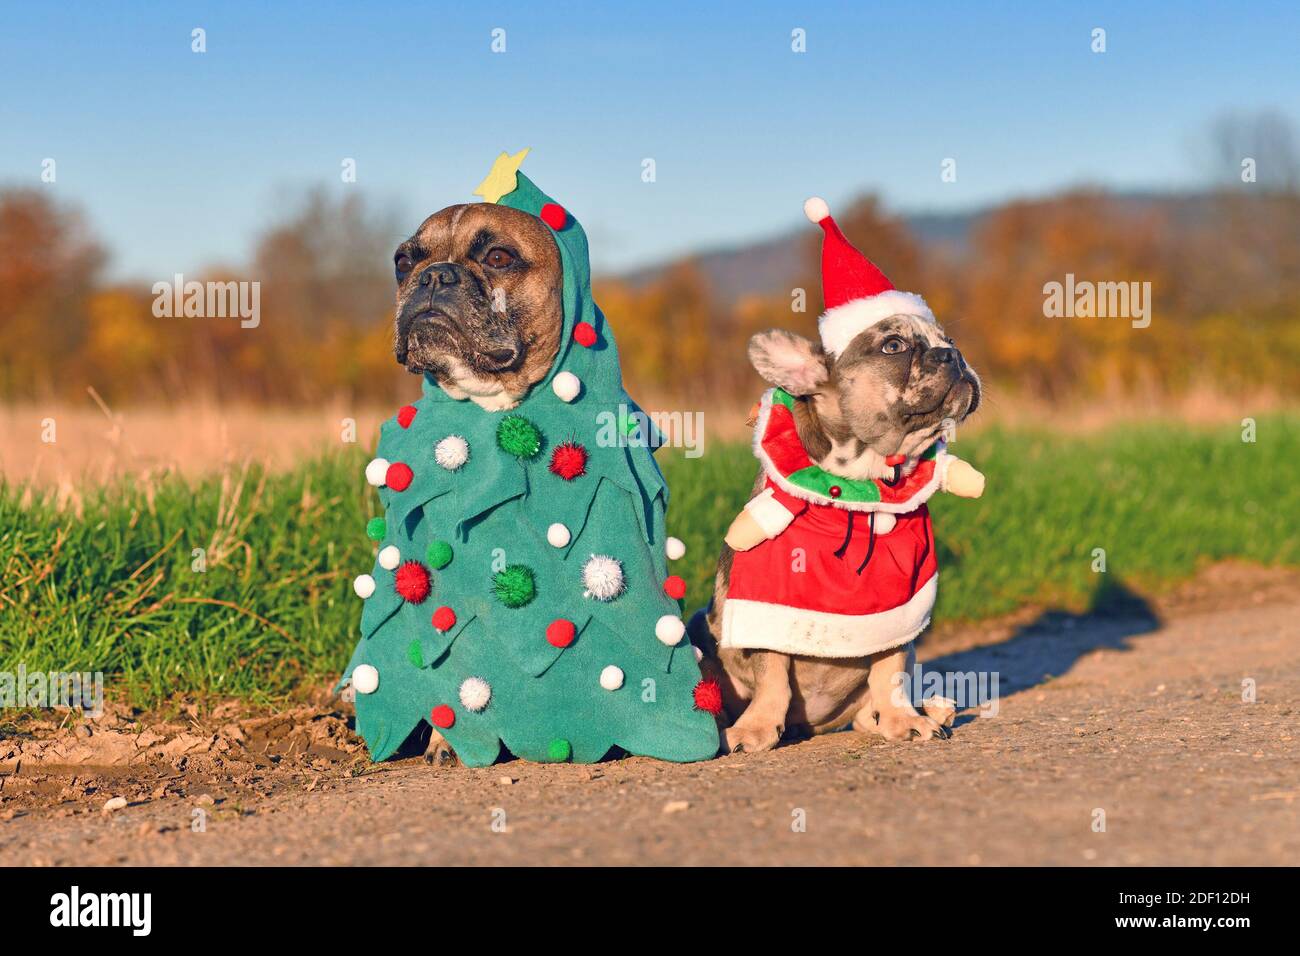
[749,315,981,467]
[393,203,563,410]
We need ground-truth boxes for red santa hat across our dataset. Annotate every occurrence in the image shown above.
[804,197,936,358]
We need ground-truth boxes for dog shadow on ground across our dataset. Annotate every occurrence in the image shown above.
[918,577,1159,727]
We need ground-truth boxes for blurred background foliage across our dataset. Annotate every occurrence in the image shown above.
[2,112,1299,411]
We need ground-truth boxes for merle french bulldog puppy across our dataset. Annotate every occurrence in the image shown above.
[689,197,985,755]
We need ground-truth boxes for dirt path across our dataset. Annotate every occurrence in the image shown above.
[3,566,1297,866]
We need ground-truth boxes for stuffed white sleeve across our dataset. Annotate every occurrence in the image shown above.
[743,488,799,538]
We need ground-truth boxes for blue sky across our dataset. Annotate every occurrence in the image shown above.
[3,1,1298,281]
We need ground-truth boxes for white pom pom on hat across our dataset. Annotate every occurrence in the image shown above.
[353,573,376,599]
[803,196,830,223]
[665,536,686,561]
[377,545,401,570]
[599,665,624,691]
[547,522,571,548]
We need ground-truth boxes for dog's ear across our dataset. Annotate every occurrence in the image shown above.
[748,330,829,396]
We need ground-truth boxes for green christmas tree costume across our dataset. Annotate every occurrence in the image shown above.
[339,151,721,766]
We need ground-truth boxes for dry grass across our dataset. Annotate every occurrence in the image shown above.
[2,387,1294,495]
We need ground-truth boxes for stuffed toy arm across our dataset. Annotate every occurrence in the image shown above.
[943,456,986,499]
[725,487,801,551]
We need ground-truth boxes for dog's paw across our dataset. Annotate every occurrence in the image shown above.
[723,721,782,755]
[423,732,460,768]
[857,710,950,742]
[921,695,957,728]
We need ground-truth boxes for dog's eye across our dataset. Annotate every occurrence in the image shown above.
[881,336,909,355]
[484,248,515,269]
[394,254,414,277]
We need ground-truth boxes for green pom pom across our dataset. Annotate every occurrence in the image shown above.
[492,564,536,608]
[426,540,453,569]
[546,738,572,762]
[496,414,542,459]
[406,639,424,669]
[365,517,386,541]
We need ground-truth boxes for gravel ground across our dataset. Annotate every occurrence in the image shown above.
[2,565,1296,866]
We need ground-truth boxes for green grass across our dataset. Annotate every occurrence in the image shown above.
[3,417,1298,708]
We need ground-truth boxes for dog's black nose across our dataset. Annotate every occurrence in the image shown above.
[484,346,519,370]
[926,346,957,367]
[418,262,460,289]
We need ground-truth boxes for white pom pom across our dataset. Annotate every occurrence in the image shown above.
[693,645,704,662]
[434,435,470,471]
[655,614,686,646]
[552,371,582,403]
[547,522,571,548]
[599,665,625,691]
[873,512,897,534]
[353,573,376,599]
[377,545,401,570]
[803,196,829,223]
[351,664,379,694]
[582,554,625,601]
[458,676,492,712]
[365,457,390,487]
[665,536,686,561]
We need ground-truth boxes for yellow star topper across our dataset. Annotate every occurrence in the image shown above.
[472,147,531,204]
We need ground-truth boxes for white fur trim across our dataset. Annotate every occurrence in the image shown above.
[751,388,948,514]
[720,574,937,658]
[818,291,936,357]
[743,488,797,538]
[804,196,829,223]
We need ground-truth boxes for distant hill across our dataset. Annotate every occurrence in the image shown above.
[614,191,1223,306]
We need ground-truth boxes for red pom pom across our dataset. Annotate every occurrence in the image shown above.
[884,453,906,467]
[386,461,414,491]
[397,405,418,429]
[394,561,431,604]
[431,605,457,632]
[663,575,687,600]
[430,704,455,729]
[539,202,567,230]
[573,322,597,347]
[546,618,577,648]
[693,678,723,716]
[549,441,588,481]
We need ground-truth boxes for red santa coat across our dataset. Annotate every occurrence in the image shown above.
[721,388,950,658]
